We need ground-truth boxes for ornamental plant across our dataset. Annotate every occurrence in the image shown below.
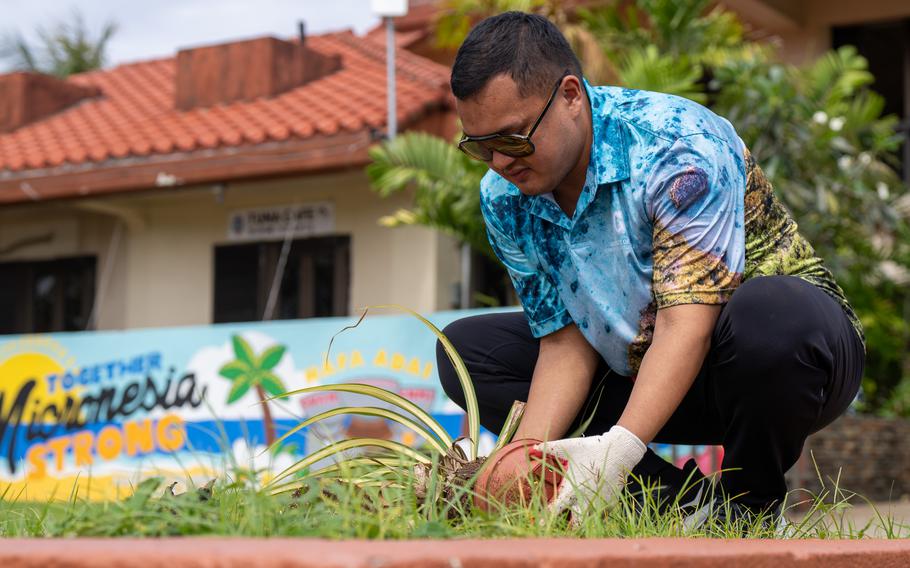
[262,306,599,515]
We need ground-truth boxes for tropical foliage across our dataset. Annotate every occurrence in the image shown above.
[366,0,910,413]
[260,305,607,520]
[262,306,508,512]
[367,132,494,259]
[0,10,116,76]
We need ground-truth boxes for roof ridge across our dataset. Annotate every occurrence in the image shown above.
[0,28,453,182]
[327,30,448,88]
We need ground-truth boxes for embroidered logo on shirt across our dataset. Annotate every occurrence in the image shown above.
[669,167,709,209]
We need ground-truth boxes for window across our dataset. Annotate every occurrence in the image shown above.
[213,236,350,323]
[0,256,96,334]
[833,19,910,182]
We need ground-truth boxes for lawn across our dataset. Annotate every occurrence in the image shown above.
[2,459,907,539]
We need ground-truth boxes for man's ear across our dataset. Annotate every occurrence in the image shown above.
[561,75,585,118]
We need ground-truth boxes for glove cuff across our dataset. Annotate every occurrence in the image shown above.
[608,424,647,466]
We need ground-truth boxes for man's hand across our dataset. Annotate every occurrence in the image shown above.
[533,425,646,525]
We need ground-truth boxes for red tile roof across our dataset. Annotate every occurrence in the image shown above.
[0,30,452,175]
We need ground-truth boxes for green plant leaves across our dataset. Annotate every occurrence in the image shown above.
[271,406,449,456]
[267,437,430,488]
[232,335,257,367]
[618,45,706,104]
[367,305,480,460]
[491,400,526,454]
[221,338,289,404]
[272,383,453,450]
[218,360,249,380]
[366,132,494,259]
[259,372,286,398]
[226,375,255,404]
[259,345,286,370]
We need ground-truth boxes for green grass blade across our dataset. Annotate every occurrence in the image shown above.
[368,304,480,460]
[267,406,448,456]
[267,383,453,449]
[267,437,430,488]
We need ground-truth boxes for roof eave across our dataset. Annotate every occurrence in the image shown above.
[0,130,376,205]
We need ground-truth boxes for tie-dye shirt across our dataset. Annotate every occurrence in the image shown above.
[480,81,862,377]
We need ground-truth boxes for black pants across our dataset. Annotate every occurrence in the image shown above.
[436,276,864,510]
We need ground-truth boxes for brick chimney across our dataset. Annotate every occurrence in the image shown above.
[0,72,100,133]
[175,36,342,110]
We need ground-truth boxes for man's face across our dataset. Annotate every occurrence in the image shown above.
[456,73,587,196]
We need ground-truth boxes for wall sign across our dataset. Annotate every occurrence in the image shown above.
[228,202,335,241]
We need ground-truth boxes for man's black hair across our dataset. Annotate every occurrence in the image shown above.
[450,11,583,100]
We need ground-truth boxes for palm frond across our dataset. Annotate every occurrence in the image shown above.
[618,45,706,103]
[367,132,493,258]
[268,383,453,450]
[269,405,449,456]
[368,304,481,460]
[267,438,430,488]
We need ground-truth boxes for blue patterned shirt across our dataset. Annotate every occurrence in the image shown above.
[480,81,748,376]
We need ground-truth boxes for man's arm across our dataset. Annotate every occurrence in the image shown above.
[513,323,600,442]
[617,303,720,444]
[533,304,720,522]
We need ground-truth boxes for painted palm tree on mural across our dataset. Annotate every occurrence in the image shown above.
[219,335,288,447]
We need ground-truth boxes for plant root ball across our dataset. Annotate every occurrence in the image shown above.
[473,438,564,513]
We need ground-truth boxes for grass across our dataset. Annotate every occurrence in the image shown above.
[1,453,908,539]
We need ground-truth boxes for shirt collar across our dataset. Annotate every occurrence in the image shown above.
[518,79,629,227]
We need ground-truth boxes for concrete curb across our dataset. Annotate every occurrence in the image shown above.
[2,538,910,567]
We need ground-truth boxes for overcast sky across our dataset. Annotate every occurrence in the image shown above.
[2,0,380,69]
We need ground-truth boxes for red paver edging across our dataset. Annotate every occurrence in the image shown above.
[2,538,910,568]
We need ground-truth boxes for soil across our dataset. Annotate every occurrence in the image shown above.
[443,457,486,517]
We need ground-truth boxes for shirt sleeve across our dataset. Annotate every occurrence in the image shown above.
[480,194,574,337]
[645,133,746,309]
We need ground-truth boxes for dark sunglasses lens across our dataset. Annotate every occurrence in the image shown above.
[460,139,493,161]
[460,136,534,161]
[492,136,533,157]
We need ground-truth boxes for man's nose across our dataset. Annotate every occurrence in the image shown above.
[490,150,516,172]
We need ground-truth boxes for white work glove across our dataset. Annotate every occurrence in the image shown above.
[533,425,646,526]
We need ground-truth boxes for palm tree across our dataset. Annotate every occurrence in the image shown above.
[219,335,288,447]
[1,9,116,77]
[367,132,494,259]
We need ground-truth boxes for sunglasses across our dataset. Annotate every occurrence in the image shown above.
[458,71,571,162]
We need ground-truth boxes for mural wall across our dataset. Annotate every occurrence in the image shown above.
[0,309,500,500]
[0,307,720,500]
